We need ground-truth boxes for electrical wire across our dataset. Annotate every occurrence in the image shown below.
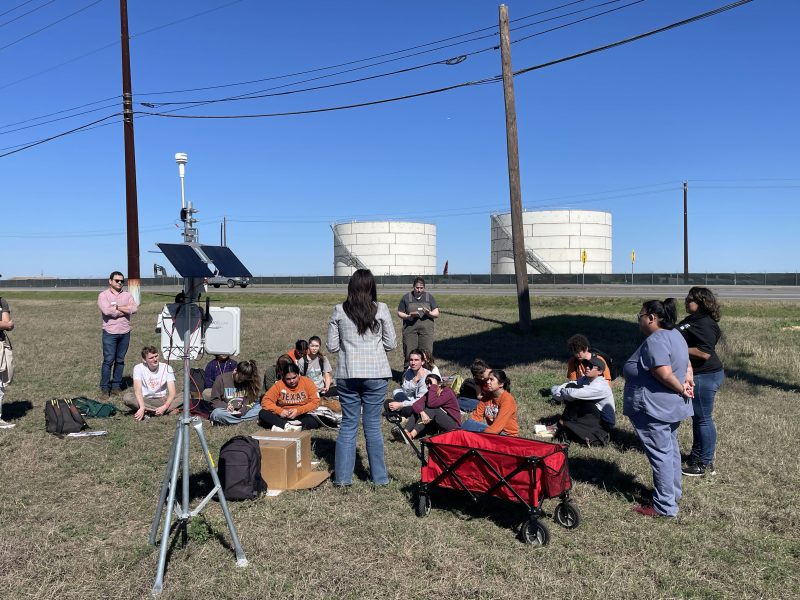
[0,0,58,29]
[0,101,121,135]
[136,0,753,121]
[0,0,39,20]
[0,0,105,53]
[0,112,120,158]
[0,94,119,130]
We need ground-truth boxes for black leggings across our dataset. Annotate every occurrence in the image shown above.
[259,409,321,430]
[405,407,460,436]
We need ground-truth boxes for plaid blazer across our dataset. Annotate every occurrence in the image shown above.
[327,302,396,379]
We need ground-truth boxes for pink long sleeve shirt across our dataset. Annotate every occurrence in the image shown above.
[98,289,138,334]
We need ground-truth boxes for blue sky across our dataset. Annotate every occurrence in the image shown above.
[1,0,797,278]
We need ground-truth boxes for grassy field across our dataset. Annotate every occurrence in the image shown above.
[0,290,798,599]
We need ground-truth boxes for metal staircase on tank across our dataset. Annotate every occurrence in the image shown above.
[491,214,554,275]
[331,224,367,271]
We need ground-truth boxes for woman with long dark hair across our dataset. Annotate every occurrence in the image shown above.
[623,298,693,517]
[678,287,724,477]
[327,269,397,486]
[208,359,261,426]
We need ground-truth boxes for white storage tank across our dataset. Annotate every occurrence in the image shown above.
[332,221,436,276]
[491,210,612,275]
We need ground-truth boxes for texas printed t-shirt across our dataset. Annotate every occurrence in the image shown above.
[260,375,320,416]
[133,362,175,399]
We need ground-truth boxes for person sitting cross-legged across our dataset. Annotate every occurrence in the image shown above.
[384,348,429,418]
[122,346,181,421]
[208,359,261,426]
[400,374,461,441]
[547,354,616,445]
[461,369,519,436]
[259,362,321,431]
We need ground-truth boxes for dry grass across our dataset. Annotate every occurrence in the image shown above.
[0,291,798,599]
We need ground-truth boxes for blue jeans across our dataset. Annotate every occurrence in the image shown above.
[630,412,682,517]
[461,419,488,433]
[457,396,479,413]
[334,378,389,485]
[100,331,130,392]
[690,370,725,464]
[210,403,261,425]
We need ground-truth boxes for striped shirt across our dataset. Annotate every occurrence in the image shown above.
[327,302,396,379]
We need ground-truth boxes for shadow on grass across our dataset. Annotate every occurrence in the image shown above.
[568,455,649,504]
[2,399,33,420]
[311,436,371,482]
[724,368,800,394]
[398,483,532,539]
[434,313,641,370]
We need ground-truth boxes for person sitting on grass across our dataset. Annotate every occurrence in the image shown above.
[456,358,491,414]
[287,339,308,364]
[563,334,612,383]
[202,353,237,399]
[264,353,295,391]
[546,354,616,445]
[384,348,429,418]
[123,346,180,421]
[398,373,461,441]
[259,362,321,431]
[298,335,334,397]
[208,359,261,426]
[461,369,518,436]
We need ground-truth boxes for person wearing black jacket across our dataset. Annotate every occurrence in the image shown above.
[678,287,724,477]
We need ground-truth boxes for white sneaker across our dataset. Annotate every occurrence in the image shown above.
[284,423,302,432]
[270,425,285,432]
[0,419,16,429]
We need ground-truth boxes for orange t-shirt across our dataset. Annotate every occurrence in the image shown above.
[469,390,519,436]
[261,375,320,415]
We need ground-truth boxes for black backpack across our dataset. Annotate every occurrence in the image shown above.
[592,348,618,381]
[45,398,89,435]
[218,436,266,501]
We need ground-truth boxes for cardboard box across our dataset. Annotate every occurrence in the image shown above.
[253,431,329,490]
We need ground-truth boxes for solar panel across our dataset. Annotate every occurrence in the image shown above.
[200,245,252,278]
[156,244,215,278]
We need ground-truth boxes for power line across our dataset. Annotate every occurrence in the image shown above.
[0,112,120,158]
[136,1,754,121]
[138,0,645,113]
[0,0,58,29]
[0,0,39,20]
[0,101,120,135]
[0,0,105,53]
[0,94,119,131]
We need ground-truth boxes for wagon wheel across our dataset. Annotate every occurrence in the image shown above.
[521,518,550,546]
[553,502,581,529]
[415,492,431,518]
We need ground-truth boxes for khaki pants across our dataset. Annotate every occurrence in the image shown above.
[122,391,182,413]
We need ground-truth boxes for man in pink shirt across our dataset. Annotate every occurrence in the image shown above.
[98,271,138,398]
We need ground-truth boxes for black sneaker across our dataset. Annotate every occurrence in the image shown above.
[682,461,715,477]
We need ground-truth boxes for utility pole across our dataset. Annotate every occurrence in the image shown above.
[683,180,689,277]
[120,0,141,303]
[499,4,531,334]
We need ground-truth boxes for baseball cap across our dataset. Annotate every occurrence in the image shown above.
[581,354,607,372]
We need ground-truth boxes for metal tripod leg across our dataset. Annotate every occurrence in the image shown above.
[152,423,184,596]
[149,419,181,546]
[191,418,248,566]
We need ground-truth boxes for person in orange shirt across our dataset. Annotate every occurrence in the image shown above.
[461,370,519,436]
[286,340,308,364]
[259,362,321,431]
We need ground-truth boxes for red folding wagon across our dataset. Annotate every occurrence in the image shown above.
[406,428,580,545]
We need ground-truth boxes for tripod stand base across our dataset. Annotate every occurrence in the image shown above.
[150,417,247,596]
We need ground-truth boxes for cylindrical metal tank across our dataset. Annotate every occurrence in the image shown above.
[491,210,612,275]
[333,221,436,276]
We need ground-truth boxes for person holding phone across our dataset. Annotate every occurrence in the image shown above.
[208,360,261,426]
[397,277,439,362]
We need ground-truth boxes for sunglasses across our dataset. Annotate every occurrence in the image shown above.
[113,279,124,283]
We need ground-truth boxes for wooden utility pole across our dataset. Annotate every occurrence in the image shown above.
[120,0,141,303]
[683,180,689,277]
[499,4,531,333]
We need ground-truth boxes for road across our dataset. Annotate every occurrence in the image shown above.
[7,284,799,300]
